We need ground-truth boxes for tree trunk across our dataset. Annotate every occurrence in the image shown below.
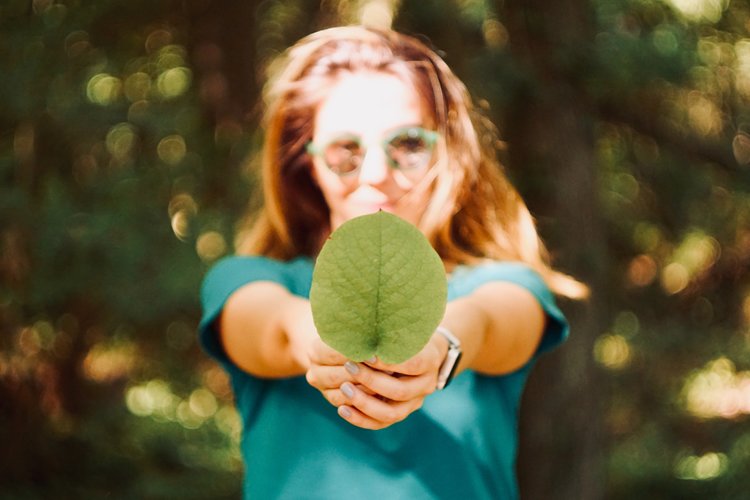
[498,2,609,499]
[185,0,259,127]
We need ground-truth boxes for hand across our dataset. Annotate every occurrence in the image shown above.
[306,333,449,430]
[280,296,322,371]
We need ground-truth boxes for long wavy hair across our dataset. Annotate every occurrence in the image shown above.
[237,26,587,298]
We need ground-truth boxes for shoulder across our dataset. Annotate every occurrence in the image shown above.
[200,255,314,310]
[449,261,550,300]
[450,260,569,356]
[197,255,314,366]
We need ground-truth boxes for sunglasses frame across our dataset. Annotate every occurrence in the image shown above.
[306,126,440,176]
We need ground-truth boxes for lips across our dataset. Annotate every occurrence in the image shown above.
[347,187,407,216]
[349,192,396,212]
[356,201,394,213]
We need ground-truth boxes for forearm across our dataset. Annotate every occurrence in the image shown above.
[219,281,314,378]
[437,296,490,377]
[441,281,545,376]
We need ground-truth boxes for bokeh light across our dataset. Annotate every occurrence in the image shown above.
[687,92,723,137]
[156,67,192,99]
[594,334,632,370]
[660,231,720,294]
[736,40,750,98]
[86,73,122,106]
[682,357,750,419]
[123,72,151,102]
[627,254,658,287]
[664,0,730,23]
[189,388,218,419]
[674,452,729,481]
[196,231,227,262]
[126,379,177,418]
[157,134,187,165]
[105,123,138,163]
[125,378,236,433]
[145,28,173,54]
[82,341,136,383]
[64,30,91,58]
[168,193,198,241]
[661,262,690,294]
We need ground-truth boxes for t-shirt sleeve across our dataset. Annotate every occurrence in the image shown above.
[450,261,569,358]
[198,256,290,370]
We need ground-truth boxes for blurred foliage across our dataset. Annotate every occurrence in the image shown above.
[1,0,749,498]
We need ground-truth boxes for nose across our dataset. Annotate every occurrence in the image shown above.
[357,146,390,185]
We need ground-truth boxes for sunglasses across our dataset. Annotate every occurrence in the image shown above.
[306,126,439,176]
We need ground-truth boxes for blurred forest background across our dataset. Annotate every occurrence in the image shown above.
[1,0,749,498]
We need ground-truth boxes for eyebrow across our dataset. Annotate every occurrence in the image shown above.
[317,123,426,142]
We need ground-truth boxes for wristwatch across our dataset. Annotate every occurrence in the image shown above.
[435,326,462,390]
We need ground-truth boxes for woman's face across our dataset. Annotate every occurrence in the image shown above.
[309,71,436,231]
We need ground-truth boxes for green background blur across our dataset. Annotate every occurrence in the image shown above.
[1,0,749,498]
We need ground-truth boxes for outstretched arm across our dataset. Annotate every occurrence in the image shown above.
[219,281,319,378]
[217,274,546,429]
[450,280,546,376]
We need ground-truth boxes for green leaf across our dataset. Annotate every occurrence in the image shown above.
[310,211,447,364]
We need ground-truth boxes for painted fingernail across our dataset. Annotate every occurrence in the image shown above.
[341,382,355,399]
[339,406,352,418]
[345,361,359,375]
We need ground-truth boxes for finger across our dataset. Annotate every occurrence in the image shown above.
[319,384,371,407]
[321,388,347,407]
[337,405,390,430]
[308,338,348,365]
[339,382,424,424]
[366,345,441,377]
[345,361,434,401]
[305,365,352,390]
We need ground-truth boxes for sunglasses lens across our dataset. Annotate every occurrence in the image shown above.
[386,130,434,170]
[323,139,363,175]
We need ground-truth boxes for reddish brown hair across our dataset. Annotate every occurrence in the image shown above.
[238,26,586,298]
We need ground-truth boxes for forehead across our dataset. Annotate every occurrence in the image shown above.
[313,71,425,138]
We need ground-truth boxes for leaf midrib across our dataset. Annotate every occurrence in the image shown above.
[374,211,383,353]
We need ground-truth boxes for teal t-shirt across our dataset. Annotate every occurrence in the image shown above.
[199,256,568,500]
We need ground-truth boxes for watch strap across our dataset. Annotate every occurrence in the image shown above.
[435,326,462,390]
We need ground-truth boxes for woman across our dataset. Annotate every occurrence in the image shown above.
[199,25,585,499]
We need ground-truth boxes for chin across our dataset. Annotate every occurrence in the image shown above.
[351,205,391,218]
[331,205,419,227]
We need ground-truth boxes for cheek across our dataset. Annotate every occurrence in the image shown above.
[391,174,418,192]
[311,161,349,200]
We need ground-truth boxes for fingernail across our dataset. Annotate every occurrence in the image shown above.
[345,361,359,375]
[367,356,377,364]
[339,406,352,418]
[341,382,355,399]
